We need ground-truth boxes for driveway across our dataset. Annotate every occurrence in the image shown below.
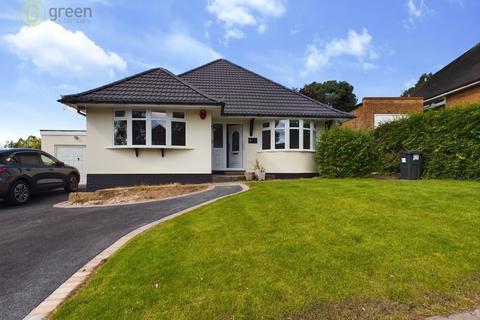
[0,185,242,320]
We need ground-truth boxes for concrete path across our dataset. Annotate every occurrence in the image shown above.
[0,185,242,320]
[427,308,480,320]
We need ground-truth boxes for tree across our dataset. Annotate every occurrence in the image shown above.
[401,72,433,97]
[299,80,358,112]
[4,135,41,149]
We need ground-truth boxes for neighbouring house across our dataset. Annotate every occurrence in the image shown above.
[40,130,87,184]
[412,43,480,110]
[58,59,352,191]
[342,97,423,130]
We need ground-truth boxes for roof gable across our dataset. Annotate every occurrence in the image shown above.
[412,43,480,100]
[59,68,220,105]
[179,59,352,118]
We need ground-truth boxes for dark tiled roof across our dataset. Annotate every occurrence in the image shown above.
[412,43,480,100]
[58,68,221,105]
[179,59,352,119]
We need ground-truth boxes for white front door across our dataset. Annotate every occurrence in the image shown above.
[227,124,243,169]
[55,145,86,184]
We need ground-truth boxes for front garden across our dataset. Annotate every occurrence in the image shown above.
[52,179,480,319]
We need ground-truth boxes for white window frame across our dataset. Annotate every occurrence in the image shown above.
[113,109,186,147]
[113,110,128,145]
[261,119,316,151]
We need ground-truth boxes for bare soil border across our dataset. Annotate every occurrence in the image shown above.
[54,185,214,209]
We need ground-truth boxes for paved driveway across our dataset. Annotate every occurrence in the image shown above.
[0,185,242,320]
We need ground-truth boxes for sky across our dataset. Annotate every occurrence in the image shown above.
[0,0,478,145]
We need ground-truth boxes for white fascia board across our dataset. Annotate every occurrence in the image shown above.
[40,130,86,136]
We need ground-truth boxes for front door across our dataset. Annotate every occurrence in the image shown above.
[227,124,243,169]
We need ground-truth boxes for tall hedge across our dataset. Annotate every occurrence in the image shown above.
[373,104,480,179]
[316,128,379,177]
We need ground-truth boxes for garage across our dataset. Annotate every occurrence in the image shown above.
[40,130,87,185]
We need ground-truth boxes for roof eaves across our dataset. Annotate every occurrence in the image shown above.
[221,110,354,119]
[57,98,222,106]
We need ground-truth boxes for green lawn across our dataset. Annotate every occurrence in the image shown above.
[52,179,480,320]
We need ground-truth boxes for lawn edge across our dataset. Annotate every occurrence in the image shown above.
[23,183,249,320]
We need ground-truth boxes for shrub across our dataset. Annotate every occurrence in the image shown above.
[316,127,379,177]
[373,104,480,179]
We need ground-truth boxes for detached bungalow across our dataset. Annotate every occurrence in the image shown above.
[59,59,352,190]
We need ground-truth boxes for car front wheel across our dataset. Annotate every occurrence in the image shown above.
[64,174,79,192]
[6,180,31,206]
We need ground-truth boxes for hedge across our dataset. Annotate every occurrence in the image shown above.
[373,104,480,179]
[315,105,480,180]
[315,128,379,177]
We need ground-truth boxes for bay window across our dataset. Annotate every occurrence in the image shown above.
[303,121,311,150]
[132,109,147,145]
[274,120,286,149]
[171,121,186,146]
[289,120,300,149]
[113,110,127,145]
[151,111,167,146]
[113,109,186,147]
[261,122,271,150]
[261,119,316,151]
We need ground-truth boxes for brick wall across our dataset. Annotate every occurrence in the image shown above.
[446,84,480,108]
[342,97,423,130]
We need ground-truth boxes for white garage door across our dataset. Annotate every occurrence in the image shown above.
[55,145,86,185]
[374,114,406,128]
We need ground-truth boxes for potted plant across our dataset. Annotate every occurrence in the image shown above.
[253,159,266,181]
[244,171,255,181]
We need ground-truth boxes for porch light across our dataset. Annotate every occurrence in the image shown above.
[199,109,207,119]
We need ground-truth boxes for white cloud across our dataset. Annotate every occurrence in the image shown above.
[407,0,424,17]
[404,0,430,27]
[257,22,267,33]
[131,28,222,73]
[3,20,126,78]
[207,0,286,42]
[289,27,300,35]
[224,28,246,41]
[301,28,378,76]
[204,20,213,38]
[161,31,222,63]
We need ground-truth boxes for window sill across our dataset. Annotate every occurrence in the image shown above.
[258,149,315,153]
[106,145,193,150]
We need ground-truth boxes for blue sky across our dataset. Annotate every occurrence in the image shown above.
[0,0,478,144]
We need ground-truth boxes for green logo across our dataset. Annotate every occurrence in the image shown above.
[19,0,46,26]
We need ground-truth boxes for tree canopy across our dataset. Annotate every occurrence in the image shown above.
[299,80,358,112]
[3,135,41,149]
[401,72,433,97]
